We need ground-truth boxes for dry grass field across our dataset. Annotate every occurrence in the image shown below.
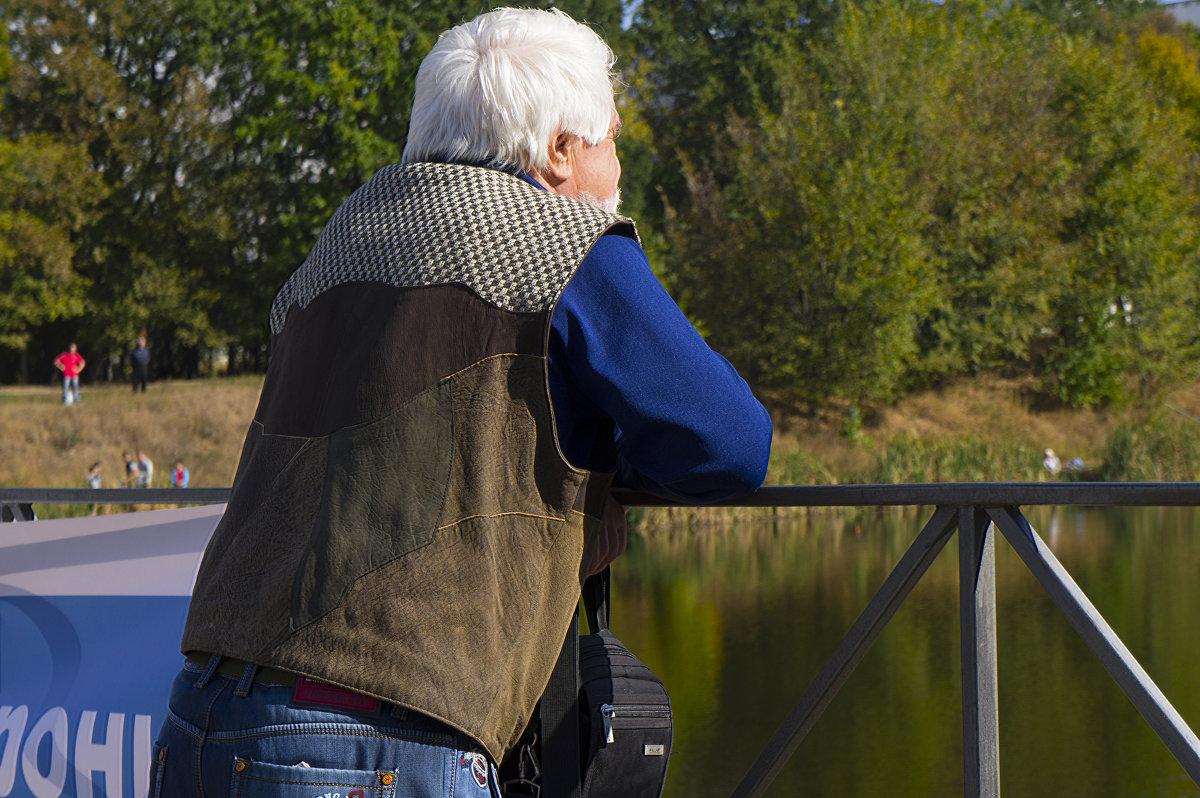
[4,374,1200,496]
[0,376,264,490]
[769,376,1125,480]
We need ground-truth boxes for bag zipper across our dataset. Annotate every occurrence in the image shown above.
[600,703,672,743]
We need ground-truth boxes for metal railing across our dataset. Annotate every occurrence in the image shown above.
[0,487,231,521]
[4,482,1200,798]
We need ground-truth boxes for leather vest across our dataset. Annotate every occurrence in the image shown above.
[181,162,635,761]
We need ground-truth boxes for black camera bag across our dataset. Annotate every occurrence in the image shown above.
[500,569,673,798]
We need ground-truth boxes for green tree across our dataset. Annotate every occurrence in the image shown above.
[1046,41,1200,406]
[914,5,1077,382]
[662,0,1200,409]
[1017,0,1155,36]
[915,3,1200,407]
[0,137,105,350]
[2,0,231,374]
[0,26,107,359]
[0,0,635,379]
[625,0,840,230]
[667,2,941,407]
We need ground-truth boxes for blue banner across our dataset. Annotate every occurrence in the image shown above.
[0,505,222,798]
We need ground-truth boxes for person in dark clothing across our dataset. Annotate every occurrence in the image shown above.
[129,336,150,392]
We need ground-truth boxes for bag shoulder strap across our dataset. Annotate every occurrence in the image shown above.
[539,608,581,798]
[583,568,610,633]
[537,568,610,797]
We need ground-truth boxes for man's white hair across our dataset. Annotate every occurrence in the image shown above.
[402,8,616,173]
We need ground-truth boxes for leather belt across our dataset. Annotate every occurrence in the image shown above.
[185,652,405,720]
[185,652,299,687]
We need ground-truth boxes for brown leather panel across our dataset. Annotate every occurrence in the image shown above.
[258,282,545,438]
[262,510,587,762]
[573,471,615,582]
[292,379,454,628]
[184,379,456,654]
[182,421,329,657]
[438,355,586,530]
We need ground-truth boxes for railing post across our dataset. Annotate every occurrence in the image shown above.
[959,506,1000,797]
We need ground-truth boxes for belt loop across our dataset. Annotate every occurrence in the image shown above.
[195,654,222,689]
[234,662,258,697]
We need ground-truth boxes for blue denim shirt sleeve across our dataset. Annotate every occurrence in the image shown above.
[548,234,773,503]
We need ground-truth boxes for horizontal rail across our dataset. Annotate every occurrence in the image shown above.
[619,482,1200,507]
[0,487,232,505]
[9,482,1200,510]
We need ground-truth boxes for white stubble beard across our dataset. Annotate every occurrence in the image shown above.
[579,189,621,215]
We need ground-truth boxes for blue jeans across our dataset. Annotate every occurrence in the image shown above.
[62,376,79,404]
[150,659,499,798]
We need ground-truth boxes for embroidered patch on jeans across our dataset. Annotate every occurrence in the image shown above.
[292,676,379,713]
[470,753,488,788]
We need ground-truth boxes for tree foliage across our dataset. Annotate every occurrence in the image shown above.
[623,0,838,227]
[3,0,1200,414]
[3,0,231,372]
[661,0,1200,409]
[665,2,941,405]
[0,25,107,351]
[0,0,624,376]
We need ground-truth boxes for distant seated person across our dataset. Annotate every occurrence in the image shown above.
[1042,448,1062,476]
[136,450,154,488]
[122,451,138,487]
[170,460,189,488]
[85,461,102,489]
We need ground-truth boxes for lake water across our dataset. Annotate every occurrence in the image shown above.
[608,506,1200,798]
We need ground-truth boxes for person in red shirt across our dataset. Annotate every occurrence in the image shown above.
[52,342,86,405]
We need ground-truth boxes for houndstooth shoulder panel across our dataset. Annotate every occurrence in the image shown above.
[270,162,634,334]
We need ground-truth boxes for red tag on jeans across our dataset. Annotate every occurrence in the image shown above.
[292,676,379,713]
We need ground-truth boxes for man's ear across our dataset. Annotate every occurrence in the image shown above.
[543,131,576,184]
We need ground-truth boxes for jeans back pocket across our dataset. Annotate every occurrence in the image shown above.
[230,758,399,798]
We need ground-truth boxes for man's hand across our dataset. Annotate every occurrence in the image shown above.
[585,495,628,577]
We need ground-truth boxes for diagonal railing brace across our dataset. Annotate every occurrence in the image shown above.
[988,506,1200,784]
[728,506,958,798]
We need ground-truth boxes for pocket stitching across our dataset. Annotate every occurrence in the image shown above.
[149,744,167,798]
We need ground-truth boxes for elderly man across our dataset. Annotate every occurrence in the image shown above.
[151,8,771,797]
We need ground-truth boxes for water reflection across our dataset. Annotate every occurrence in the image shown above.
[609,506,1200,798]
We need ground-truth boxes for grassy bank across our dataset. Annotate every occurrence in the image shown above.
[0,377,262,493]
[767,377,1200,485]
[5,375,1200,519]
